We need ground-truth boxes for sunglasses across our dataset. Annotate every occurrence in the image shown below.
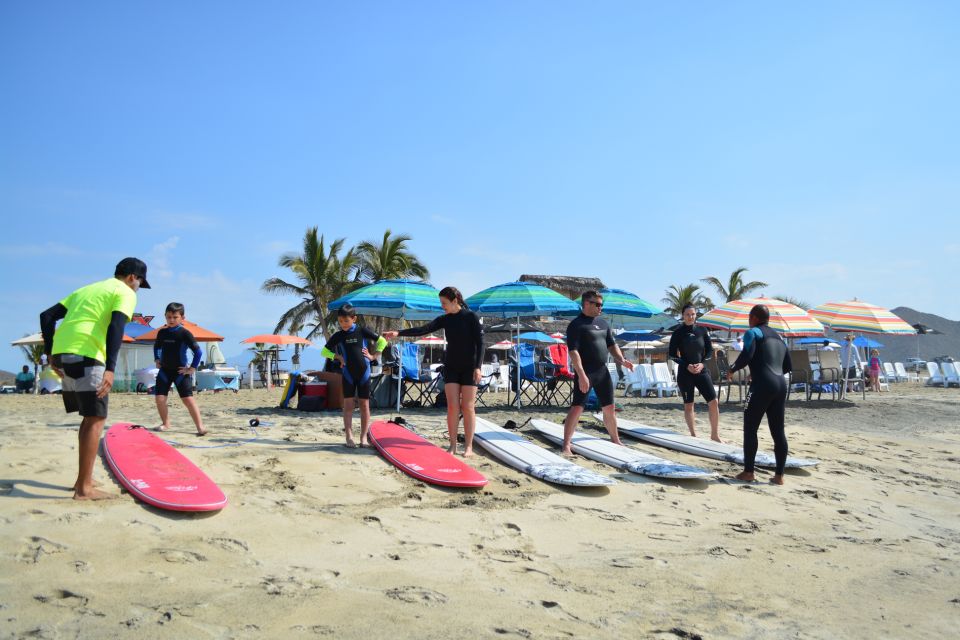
[588,300,603,308]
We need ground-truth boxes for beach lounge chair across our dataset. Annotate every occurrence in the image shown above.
[894,362,918,383]
[652,362,679,396]
[942,362,960,387]
[925,362,945,387]
[606,363,621,390]
[882,362,899,383]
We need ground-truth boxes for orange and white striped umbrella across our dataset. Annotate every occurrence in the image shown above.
[698,297,825,337]
[809,300,915,335]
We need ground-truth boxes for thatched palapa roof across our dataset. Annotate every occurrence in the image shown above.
[518,274,606,301]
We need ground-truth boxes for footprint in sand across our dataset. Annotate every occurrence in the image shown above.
[18,536,67,564]
[385,586,448,606]
[154,548,207,563]
[123,519,162,533]
[205,536,250,553]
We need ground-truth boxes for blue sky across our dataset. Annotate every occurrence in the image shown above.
[2,1,958,371]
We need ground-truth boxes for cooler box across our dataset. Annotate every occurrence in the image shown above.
[298,381,327,411]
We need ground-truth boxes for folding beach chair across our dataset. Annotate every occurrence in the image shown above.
[509,343,550,406]
[544,343,575,406]
[393,343,436,407]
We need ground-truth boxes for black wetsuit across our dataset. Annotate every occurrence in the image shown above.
[398,308,484,386]
[153,325,202,397]
[566,313,615,407]
[729,324,793,475]
[669,323,717,403]
[324,325,382,399]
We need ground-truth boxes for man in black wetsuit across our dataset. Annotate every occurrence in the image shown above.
[561,290,634,456]
[727,304,793,485]
[668,303,722,442]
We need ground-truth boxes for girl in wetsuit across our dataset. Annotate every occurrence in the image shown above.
[668,304,722,442]
[383,286,484,457]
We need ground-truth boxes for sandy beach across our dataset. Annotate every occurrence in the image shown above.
[1,384,958,639]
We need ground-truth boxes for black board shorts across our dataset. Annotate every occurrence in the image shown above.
[442,368,477,387]
[53,354,108,418]
[571,367,614,408]
[155,369,194,397]
[342,379,371,400]
[677,369,717,404]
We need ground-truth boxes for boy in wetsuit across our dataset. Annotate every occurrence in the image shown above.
[40,257,149,500]
[153,302,207,435]
[322,304,388,448]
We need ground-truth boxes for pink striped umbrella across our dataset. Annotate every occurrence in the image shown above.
[809,299,915,335]
[698,297,825,337]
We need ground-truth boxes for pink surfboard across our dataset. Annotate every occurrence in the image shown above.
[103,423,227,511]
[369,421,487,488]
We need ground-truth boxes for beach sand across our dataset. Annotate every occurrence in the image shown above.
[1,383,958,639]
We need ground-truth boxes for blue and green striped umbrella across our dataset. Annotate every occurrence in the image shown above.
[465,281,580,318]
[329,279,442,320]
[597,288,675,331]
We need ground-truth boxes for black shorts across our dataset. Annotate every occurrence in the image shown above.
[155,369,194,398]
[571,368,614,408]
[53,354,108,418]
[677,369,717,404]
[442,368,477,387]
[342,379,371,400]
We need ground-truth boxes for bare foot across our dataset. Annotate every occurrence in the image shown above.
[734,471,756,482]
[770,474,785,485]
[711,435,724,444]
[688,431,698,438]
[610,439,624,447]
[463,449,474,458]
[447,445,458,455]
[73,480,102,491]
[196,429,208,437]
[155,425,170,432]
[345,438,357,449]
[73,488,116,501]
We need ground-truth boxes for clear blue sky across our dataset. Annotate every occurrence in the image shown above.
[2,1,958,371]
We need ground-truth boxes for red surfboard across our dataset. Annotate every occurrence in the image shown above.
[103,423,227,511]
[369,421,487,488]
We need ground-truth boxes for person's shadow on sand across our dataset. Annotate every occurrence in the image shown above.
[0,478,77,499]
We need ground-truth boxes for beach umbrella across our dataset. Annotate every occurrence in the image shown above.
[136,320,224,342]
[414,335,446,364]
[698,297,825,338]
[487,340,515,350]
[329,279,443,320]
[615,330,664,342]
[466,281,580,407]
[597,288,675,331]
[810,300,914,400]
[808,300,915,335]
[240,334,312,346]
[911,323,941,362]
[549,331,566,341]
[330,279,444,410]
[517,331,563,344]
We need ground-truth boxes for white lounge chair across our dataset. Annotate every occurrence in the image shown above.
[882,362,899,383]
[942,362,960,387]
[623,363,660,397]
[894,362,918,383]
[652,362,679,396]
[606,362,621,390]
[925,362,945,387]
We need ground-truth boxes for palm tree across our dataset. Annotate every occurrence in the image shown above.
[773,294,812,310]
[661,284,713,316]
[701,267,768,303]
[355,229,429,283]
[261,227,361,341]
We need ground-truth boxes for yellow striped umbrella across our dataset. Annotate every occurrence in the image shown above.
[698,297,825,337]
[809,300,915,335]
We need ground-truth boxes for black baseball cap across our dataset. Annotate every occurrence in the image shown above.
[115,257,151,289]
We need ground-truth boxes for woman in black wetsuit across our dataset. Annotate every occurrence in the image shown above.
[383,286,484,457]
[668,303,722,442]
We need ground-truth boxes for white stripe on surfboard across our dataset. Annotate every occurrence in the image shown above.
[607,415,819,469]
[473,418,615,487]
[529,419,715,479]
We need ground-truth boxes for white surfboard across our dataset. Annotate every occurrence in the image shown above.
[530,419,715,480]
[473,418,615,487]
[609,416,819,469]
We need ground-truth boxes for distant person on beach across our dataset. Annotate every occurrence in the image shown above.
[322,304,387,448]
[15,366,35,393]
[561,290,634,456]
[39,257,149,500]
[153,303,206,436]
[727,303,792,485]
[384,286,484,457]
[868,349,883,392]
[669,304,722,442]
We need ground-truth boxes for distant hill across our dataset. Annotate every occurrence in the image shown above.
[858,307,960,364]
[0,369,14,385]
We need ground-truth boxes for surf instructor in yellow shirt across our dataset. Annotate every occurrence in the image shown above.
[40,257,150,501]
